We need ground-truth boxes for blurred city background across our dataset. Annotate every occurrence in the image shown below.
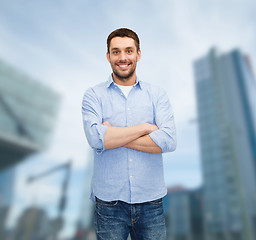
[0,0,255,240]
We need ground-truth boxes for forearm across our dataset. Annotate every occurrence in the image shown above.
[104,124,148,149]
[124,135,162,153]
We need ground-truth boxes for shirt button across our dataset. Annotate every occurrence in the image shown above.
[129,159,133,162]
[130,176,133,178]
[127,107,130,111]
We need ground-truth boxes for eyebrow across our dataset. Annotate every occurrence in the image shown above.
[111,47,135,51]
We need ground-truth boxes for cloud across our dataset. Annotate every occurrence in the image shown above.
[1,0,256,237]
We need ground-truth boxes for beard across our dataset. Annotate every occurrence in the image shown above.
[111,61,137,82]
[112,67,135,81]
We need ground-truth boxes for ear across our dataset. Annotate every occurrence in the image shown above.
[106,52,111,63]
[137,49,141,62]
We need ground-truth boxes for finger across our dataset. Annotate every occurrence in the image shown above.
[103,121,111,127]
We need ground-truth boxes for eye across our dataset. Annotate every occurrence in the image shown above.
[113,51,119,54]
[127,50,133,54]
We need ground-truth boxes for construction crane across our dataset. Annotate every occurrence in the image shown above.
[27,160,72,239]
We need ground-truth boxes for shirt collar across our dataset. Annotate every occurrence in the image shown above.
[105,74,142,89]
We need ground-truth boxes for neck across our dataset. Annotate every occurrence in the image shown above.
[112,73,136,86]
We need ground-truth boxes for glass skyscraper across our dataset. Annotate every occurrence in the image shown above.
[0,167,15,238]
[0,58,61,239]
[0,58,61,170]
[164,187,204,240]
[193,48,256,240]
[0,167,15,206]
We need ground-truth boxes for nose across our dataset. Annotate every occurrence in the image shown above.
[119,51,127,61]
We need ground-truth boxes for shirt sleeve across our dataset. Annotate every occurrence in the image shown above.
[82,87,108,154]
[149,88,177,153]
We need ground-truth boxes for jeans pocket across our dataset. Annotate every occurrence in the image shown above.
[95,197,118,207]
[148,198,163,205]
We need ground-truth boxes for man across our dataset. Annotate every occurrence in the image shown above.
[82,28,176,240]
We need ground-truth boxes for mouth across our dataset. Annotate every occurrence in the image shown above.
[117,63,131,70]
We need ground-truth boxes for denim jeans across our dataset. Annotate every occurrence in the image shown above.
[94,197,166,240]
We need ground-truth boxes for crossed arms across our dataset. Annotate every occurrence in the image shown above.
[102,121,162,153]
[82,87,176,155]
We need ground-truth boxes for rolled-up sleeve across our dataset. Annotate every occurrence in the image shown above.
[82,88,108,154]
[149,88,177,153]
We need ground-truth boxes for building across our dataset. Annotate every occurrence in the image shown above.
[189,188,204,240]
[163,186,204,240]
[13,207,49,240]
[74,150,96,240]
[193,48,256,240]
[0,58,61,239]
[0,167,15,239]
[0,167,15,206]
[0,58,61,170]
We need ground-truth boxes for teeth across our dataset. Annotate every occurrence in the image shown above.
[119,65,128,67]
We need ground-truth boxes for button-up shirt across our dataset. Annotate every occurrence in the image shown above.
[82,75,176,203]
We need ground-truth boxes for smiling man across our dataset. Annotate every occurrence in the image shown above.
[82,28,177,240]
[107,36,139,82]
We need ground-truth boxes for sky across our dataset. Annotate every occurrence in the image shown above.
[0,0,256,238]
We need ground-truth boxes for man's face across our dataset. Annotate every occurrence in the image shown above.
[107,37,141,82]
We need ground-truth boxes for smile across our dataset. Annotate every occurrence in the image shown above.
[117,63,131,70]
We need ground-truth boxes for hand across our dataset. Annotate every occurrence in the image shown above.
[103,121,112,127]
[143,123,158,134]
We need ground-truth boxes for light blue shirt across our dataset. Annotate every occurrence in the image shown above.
[82,75,176,203]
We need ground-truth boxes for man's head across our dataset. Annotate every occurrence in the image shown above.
[106,28,141,84]
[107,28,140,53]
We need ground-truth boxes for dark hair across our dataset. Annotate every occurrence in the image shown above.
[107,28,140,53]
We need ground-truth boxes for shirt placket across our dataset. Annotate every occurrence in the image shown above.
[114,84,133,201]
[126,86,137,203]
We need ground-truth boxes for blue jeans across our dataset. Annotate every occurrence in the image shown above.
[94,197,166,240]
